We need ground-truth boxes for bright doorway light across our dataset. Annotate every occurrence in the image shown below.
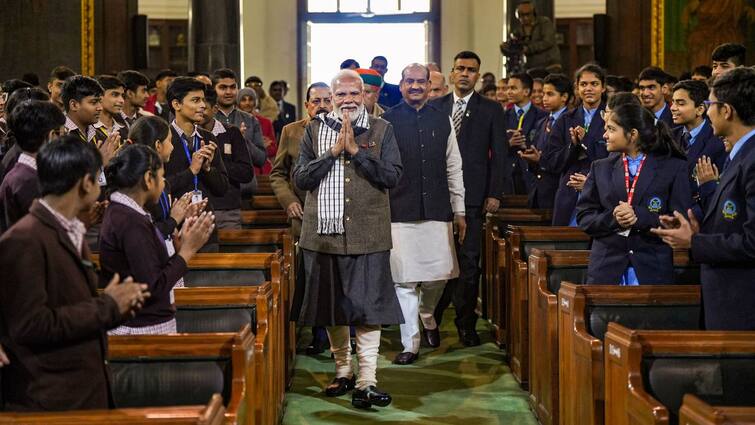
[307,22,428,87]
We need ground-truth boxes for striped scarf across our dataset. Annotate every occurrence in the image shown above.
[315,108,370,234]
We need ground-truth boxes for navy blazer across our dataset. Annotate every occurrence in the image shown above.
[503,104,548,195]
[526,114,560,209]
[576,152,692,284]
[690,133,755,330]
[656,104,675,129]
[541,104,608,225]
[431,92,508,207]
[672,121,727,216]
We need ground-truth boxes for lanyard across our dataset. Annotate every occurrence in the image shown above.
[159,191,170,220]
[623,154,647,205]
[181,133,200,191]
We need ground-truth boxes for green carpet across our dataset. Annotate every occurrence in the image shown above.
[282,313,538,424]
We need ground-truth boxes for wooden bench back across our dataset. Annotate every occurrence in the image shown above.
[679,394,755,425]
[108,326,253,425]
[604,323,755,425]
[558,283,701,425]
[0,394,225,424]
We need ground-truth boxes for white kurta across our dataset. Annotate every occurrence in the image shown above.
[390,117,466,283]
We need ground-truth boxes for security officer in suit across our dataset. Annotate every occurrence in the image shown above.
[502,72,547,195]
[431,50,508,347]
[653,67,755,330]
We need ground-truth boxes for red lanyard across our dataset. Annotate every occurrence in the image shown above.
[623,154,646,205]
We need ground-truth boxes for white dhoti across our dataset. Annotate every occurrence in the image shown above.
[390,221,459,353]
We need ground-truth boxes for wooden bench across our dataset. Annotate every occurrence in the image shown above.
[0,394,225,424]
[217,229,297,388]
[527,249,700,425]
[679,394,755,425]
[91,252,286,424]
[254,175,274,196]
[502,226,589,387]
[558,283,702,425]
[108,327,253,425]
[604,323,755,425]
[482,209,552,335]
[240,210,288,229]
[249,195,283,211]
[501,195,529,208]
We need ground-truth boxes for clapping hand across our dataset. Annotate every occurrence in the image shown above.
[695,156,719,185]
[569,126,586,146]
[566,173,587,191]
[651,209,699,249]
[613,201,637,228]
[519,146,541,164]
[103,273,150,318]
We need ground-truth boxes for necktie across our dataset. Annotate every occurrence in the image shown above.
[721,156,732,176]
[546,115,555,132]
[681,131,692,151]
[452,99,466,137]
[516,108,525,120]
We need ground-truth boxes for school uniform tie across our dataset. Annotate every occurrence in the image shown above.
[681,131,692,152]
[452,99,466,137]
[546,115,555,132]
[721,156,732,176]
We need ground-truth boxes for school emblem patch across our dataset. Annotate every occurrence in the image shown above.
[648,197,662,213]
[722,200,738,220]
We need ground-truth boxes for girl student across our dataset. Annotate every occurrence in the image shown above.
[576,103,691,284]
[541,64,610,225]
[99,144,215,334]
[519,73,572,209]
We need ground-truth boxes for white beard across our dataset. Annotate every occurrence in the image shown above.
[335,104,365,122]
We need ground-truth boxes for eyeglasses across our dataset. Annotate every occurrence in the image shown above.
[703,100,725,108]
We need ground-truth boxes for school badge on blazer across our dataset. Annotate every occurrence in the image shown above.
[648,196,662,213]
[722,199,738,220]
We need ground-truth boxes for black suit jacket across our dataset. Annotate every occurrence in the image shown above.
[431,92,508,207]
[273,101,297,138]
[577,152,691,284]
[656,104,675,130]
[691,133,755,330]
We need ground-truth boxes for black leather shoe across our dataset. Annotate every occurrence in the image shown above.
[352,386,392,408]
[423,327,441,348]
[324,375,356,397]
[458,329,481,347]
[393,351,419,365]
[306,337,328,356]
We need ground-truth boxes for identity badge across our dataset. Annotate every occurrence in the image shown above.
[191,190,203,205]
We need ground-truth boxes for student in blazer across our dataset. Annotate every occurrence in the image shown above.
[653,67,755,330]
[0,136,147,411]
[519,73,572,209]
[541,64,610,225]
[577,103,691,284]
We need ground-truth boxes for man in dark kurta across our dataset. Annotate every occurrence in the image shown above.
[294,69,403,409]
[0,136,147,411]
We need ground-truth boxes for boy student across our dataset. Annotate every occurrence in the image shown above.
[117,70,151,127]
[0,88,51,180]
[519,73,572,209]
[670,79,726,202]
[652,67,755,330]
[47,66,76,111]
[199,85,253,229]
[61,75,118,168]
[0,101,66,232]
[541,63,609,225]
[710,43,747,80]
[165,77,228,250]
[638,66,674,128]
[0,135,149,411]
[94,75,129,142]
[212,68,267,169]
[503,72,547,194]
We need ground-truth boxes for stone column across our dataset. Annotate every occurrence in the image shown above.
[190,0,241,75]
